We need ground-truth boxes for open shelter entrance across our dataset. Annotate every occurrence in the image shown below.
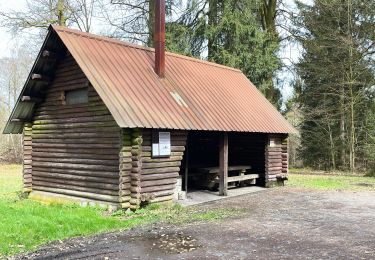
[180,131,267,196]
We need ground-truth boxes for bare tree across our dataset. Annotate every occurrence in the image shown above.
[0,43,33,163]
[0,0,99,34]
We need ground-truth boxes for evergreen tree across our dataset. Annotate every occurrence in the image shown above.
[294,0,375,172]
[203,0,282,109]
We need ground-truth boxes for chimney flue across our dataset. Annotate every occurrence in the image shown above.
[154,0,165,77]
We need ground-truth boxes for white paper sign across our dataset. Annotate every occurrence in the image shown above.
[152,131,171,157]
[159,132,171,156]
[152,143,160,157]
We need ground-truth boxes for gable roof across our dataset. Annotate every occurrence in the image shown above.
[4,25,295,134]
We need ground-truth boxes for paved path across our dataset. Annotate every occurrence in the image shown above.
[15,188,375,260]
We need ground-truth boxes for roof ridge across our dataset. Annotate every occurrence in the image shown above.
[52,25,242,73]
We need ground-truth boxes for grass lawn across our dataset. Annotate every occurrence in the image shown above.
[0,164,239,257]
[288,171,375,191]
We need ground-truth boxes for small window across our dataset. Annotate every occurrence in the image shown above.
[65,88,88,105]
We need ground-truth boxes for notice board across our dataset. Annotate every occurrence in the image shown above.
[152,131,171,158]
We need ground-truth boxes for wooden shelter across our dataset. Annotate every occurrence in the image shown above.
[4,21,295,209]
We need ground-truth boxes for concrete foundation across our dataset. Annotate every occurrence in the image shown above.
[179,186,265,206]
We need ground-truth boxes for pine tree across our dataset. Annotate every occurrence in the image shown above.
[204,0,282,109]
[294,0,375,172]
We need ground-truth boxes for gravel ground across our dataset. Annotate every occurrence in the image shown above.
[13,188,375,260]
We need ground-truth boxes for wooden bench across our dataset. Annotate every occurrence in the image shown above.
[196,165,259,189]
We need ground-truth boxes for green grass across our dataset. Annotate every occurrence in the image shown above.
[0,164,239,257]
[288,172,375,191]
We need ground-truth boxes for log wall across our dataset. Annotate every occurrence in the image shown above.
[23,123,33,191]
[119,129,187,209]
[281,137,288,176]
[265,134,288,186]
[29,53,121,205]
[119,129,132,209]
[129,128,143,210]
[141,129,187,204]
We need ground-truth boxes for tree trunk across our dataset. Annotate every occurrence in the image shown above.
[57,0,67,26]
[328,125,336,170]
[340,86,346,168]
[347,0,355,173]
[260,0,277,35]
[208,0,218,61]
[148,0,155,47]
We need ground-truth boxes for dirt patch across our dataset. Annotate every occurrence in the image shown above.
[145,231,200,254]
[12,188,375,260]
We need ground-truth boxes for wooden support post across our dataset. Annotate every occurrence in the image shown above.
[184,142,188,194]
[219,132,228,196]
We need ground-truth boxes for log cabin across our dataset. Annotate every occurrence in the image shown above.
[3,1,295,210]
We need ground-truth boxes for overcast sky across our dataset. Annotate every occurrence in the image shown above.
[0,0,26,55]
[0,0,306,100]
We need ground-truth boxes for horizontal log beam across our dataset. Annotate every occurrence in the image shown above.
[151,195,173,203]
[141,166,180,175]
[32,186,119,203]
[32,138,119,145]
[138,178,177,187]
[32,161,119,171]
[32,143,119,149]
[32,181,118,195]
[32,176,119,191]
[32,147,119,155]
[141,172,178,181]
[137,184,175,193]
[32,157,118,166]
[32,171,118,184]
[32,152,118,160]
[32,167,118,178]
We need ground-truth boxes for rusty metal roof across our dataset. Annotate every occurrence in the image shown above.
[4,25,295,134]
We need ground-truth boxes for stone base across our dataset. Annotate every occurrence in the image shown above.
[265,179,285,188]
[173,176,186,201]
[29,191,119,211]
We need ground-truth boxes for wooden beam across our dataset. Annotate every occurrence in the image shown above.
[21,96,43,103]
[41,50,61,59]
[224,174,259,183]
[184,141,189,194]
[219,132,228,196]
[31,73,50,84]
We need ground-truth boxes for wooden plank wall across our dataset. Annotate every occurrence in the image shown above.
[30,53,121,205]
[265,134,288,185]
[23,123,33,191]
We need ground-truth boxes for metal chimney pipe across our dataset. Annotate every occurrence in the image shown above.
[154,0,165,77]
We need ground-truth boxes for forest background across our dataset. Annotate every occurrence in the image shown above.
[0,0,374,175]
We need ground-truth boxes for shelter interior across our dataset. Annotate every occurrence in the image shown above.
[180,131,267,194]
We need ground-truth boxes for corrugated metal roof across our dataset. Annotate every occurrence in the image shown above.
[4,25,296,134]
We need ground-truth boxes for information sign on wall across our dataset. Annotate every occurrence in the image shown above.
[152,131,171,157]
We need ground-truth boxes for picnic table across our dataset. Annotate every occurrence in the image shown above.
[194,165,259,190]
